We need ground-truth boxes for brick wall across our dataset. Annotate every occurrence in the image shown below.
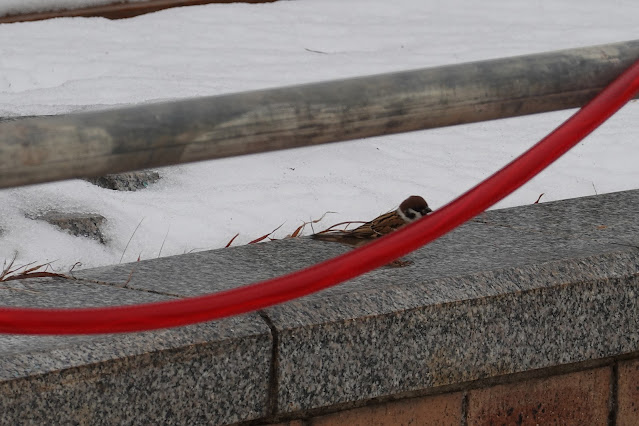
[272,358,639,425]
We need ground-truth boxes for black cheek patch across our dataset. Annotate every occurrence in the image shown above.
[406,211,416,219]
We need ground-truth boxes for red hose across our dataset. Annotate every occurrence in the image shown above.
[2,59,639,335]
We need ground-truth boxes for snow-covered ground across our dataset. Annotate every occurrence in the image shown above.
[0,0,638,271]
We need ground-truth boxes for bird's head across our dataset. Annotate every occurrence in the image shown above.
[397,195,432,223]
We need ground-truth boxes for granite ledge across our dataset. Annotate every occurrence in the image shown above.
[1,189,638,423]
[0,279,272,425]
[270,250,639,413]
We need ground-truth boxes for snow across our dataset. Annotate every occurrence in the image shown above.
[0,0,638,271]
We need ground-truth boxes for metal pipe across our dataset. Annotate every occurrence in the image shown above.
[1,40,638,189]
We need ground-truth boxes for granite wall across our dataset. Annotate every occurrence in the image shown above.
[1,189,638,424]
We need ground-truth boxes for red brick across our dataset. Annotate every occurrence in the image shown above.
[271,421,306,426]
[467,368,610,425]
[309,392,462,426]
[617,358,639,425]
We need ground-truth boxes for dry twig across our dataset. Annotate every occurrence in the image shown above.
[0,255,139,291]
[289,211,336,237]
[225,233,240,248]
[248,223,285,244]
[314,220,367,234]
[158,226,170,258]
[120,217,144,264]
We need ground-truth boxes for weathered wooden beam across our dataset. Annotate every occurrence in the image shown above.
[1,40,638,189]
[0,0,278,23]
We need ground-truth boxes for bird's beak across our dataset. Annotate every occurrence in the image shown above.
[425,207,433,214]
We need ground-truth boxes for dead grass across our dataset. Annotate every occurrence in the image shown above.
[224,211,338,247]
[0,252,138,291]
[1,210,346,287]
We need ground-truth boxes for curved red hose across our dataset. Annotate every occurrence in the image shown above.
[2,60,639,335]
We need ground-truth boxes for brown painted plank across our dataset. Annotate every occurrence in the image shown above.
[0,0,278,23]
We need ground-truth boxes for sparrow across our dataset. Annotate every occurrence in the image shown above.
[312,195,432,247]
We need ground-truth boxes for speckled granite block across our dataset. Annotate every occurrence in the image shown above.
[261,190,639,413]
[0,278,271,425]
[3,189,639,421]
[471,188,639,248]
[64,189,639,415]
[85,170,160,191]
[33,211,107,243]
[269,259,639,412]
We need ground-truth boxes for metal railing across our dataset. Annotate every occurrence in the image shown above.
[1,39,638,189]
